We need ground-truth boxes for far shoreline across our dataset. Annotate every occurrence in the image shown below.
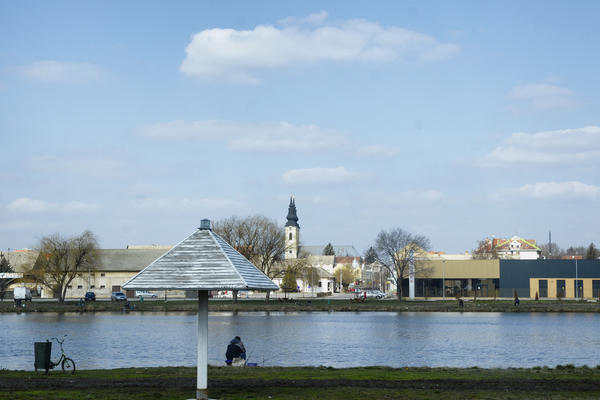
[2,297,599,313]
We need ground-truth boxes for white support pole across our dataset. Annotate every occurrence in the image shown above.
[197,290,208,400]
[409,250,415,300]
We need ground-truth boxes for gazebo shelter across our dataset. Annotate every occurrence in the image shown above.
[123,219,279,399]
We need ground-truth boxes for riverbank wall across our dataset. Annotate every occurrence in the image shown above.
[1,298,599,313]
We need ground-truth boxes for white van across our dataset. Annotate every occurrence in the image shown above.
[135,290,158,298]
[14,287,32,301]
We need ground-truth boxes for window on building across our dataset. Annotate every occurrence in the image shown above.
[100,273,105,277]
[593,280,600,298]
[289,232,292,240]
[90,285,95,289]
[556,280,566,298]
[100,285,106,289]
[318,281,322,288]
[574,280,583,298]
[538,280,548,298]
[77,285,83,289]
[67,285,72,289]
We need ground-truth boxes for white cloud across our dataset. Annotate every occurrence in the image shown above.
[15,60,103,83]
[180,13,459,83]
[498,181,600,200]
[138,119,345,152]
[6,197,99,214]
[7,198,53,213]
[509,83,575,110]
[481,126,600,166]
[282,166,359,185]
[138,119,397,158]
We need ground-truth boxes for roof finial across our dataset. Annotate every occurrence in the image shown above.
[199,219,211,230]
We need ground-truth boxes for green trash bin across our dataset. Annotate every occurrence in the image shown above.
[34,341,52,373]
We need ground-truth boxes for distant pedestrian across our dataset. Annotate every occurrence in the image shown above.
[514,297,520,306]
[225,336,246,366]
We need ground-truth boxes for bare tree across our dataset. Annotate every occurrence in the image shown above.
[565,246,586,257]
[213,215,286,275]
[540,243,564,259]
[372,228,430,300]
[29,231,99,303]
[472,239,499,260]
[586,242,599,259]
[213,215,286,302]
[0,252,15,301]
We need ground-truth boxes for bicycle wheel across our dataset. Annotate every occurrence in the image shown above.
[61,357,76,374]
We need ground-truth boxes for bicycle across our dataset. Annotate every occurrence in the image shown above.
[44,335,76,374]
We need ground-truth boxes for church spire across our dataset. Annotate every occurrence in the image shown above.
[285,194,299,228]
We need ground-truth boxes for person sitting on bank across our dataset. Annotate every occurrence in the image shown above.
[225,336,246,366]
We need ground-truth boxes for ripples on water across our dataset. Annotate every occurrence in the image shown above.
[1,312,598,370]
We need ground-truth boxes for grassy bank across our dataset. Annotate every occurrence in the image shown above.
[1,298,599,313]
[2,365,600,399]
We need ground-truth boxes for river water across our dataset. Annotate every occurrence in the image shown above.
[1,312,598,370]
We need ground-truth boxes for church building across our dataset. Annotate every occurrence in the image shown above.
[277,195,364,294]
[284,195,300,259]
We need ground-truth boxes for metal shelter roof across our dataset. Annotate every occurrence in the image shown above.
[122,224,279,291]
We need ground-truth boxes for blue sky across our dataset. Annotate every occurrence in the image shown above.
[1,1,599,254]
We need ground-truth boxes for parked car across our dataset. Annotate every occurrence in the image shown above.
[135,291,157,298]
[84,291,96,301]
[111,292,127,301]
[14,287,32,301]
[365,289,385,299]
[216,290,233,299]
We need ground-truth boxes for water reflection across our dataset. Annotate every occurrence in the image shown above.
[1,312,598,370]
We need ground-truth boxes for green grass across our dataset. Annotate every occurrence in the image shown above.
[2,389,190,400]
[2,366,600,399]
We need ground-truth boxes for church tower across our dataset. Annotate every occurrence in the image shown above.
[284,195,300,259]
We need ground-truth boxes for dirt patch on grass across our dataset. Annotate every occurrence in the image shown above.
[2,377,599,392]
